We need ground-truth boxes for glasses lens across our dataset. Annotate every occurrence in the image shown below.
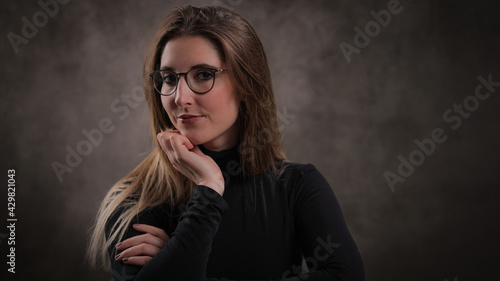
[187,68,215,94]
[153,71,177,95]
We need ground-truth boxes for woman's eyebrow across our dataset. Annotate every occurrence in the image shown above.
[190,63,219,69]
[159,66,174,71]
[159,63,220,71]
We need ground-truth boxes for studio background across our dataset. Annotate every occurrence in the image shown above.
[1,0,499,280]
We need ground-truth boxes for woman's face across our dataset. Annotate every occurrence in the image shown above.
[160,36,241,151]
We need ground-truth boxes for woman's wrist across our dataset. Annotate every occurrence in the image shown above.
[198,179,224,196]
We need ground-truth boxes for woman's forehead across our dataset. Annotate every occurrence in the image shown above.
[160,36,222,71]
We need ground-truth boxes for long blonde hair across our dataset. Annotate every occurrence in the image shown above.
[87,4,286,270]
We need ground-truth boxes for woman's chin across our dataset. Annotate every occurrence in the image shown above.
[184,135,220,151]
[180,132,207,147]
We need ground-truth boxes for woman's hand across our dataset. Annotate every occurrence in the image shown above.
[115,224,170,266]
[157,130,225,195]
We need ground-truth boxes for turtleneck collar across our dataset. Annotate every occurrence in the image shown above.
[199,144,240,162]
[199,144,244,182]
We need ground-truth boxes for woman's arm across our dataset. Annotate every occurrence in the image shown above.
[108,130,228,280]
[109,185,228,281]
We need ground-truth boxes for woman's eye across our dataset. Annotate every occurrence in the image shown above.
[163,74,177,85]
[194,70,214,81]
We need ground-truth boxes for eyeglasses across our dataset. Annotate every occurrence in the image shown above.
[149,67,226,96]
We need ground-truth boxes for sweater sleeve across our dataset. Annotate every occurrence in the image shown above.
[286,164,365,281]
[108,185,228,281]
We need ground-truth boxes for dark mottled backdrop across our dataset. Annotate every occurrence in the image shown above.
[1,0,499,280]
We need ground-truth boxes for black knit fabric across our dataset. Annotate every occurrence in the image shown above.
[106,145,365,281]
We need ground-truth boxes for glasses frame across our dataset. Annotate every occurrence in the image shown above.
[149,67,226,96]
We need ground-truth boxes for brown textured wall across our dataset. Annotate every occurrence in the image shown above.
[1,0,499,280]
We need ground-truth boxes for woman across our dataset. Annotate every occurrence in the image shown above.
[88,4,364,281]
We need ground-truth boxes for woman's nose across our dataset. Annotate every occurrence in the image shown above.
[174,76,195,107]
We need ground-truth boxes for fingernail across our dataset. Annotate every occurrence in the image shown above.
[122,257,129,262]
[115,253,120,260]
[115,242,122,248]
[133,223,139,227]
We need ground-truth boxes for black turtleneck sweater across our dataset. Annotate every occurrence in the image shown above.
[106,146,365,281]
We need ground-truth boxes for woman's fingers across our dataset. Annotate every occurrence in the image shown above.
[121,256,152,266]
[157,132,204,174]
[116,224,169,250]
[157,132,173,155]
[189,145,204,156]
[116,232,167,251]
[169,134,198,164]
[157,132,195,169]
[157,131,193,153]
[156,130,225,194]
[132,224,170,243]
[166,134,189,166]
[176,132,194,150]
[115,242,161,262]
[115,224,170,265]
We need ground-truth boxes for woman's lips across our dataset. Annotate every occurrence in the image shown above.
[177,114,204,124]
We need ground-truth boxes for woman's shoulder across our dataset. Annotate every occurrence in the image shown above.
[277,161,323,181]
[280,161,317,170]
[272,161,331,193]
[273,162,337,215]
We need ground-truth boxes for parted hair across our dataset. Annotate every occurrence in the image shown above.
[87,4,285,270]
